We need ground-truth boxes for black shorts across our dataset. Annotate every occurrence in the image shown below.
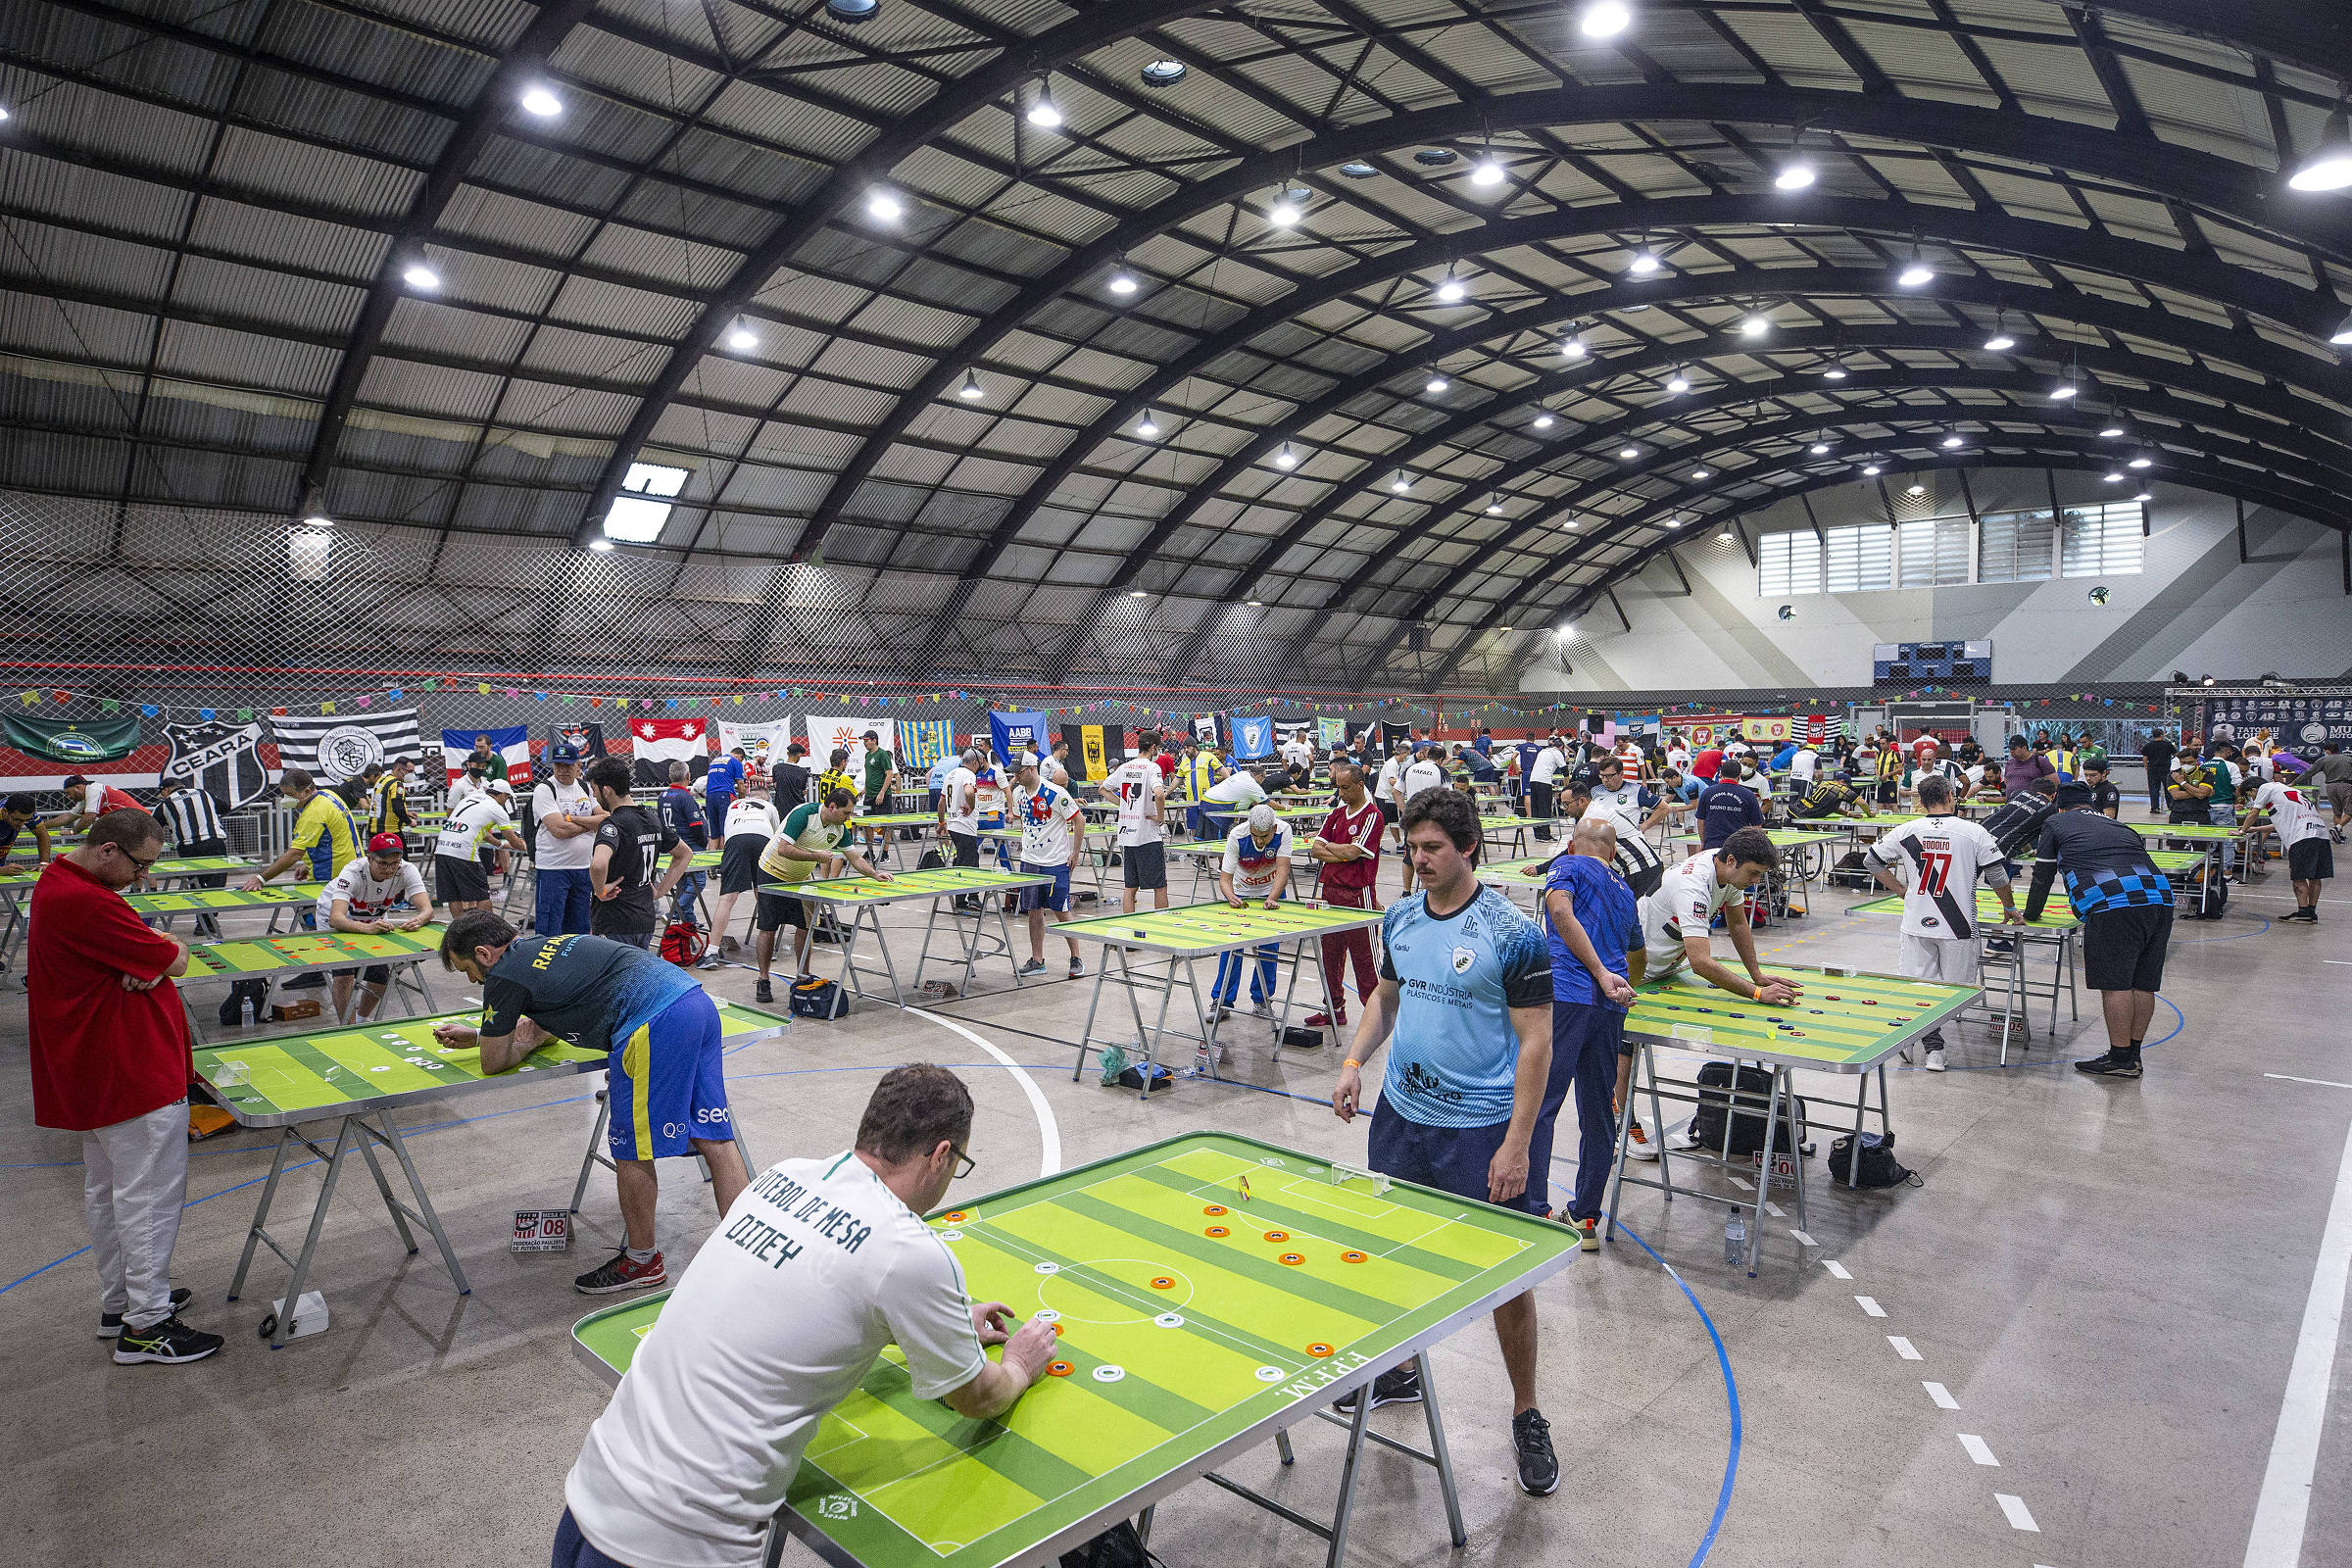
[1376,799,1397,826]
[330,964,392,984]
[2287,837,2334,882]
[719,834,765,895]
[754,879,808,932]
[2083,905,2172,993]
[949,831,980,869]
[1623,860,1664,900]
[1122,840,1166,891]
[435,854,491,903]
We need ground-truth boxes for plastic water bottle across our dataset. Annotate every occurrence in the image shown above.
[1723,1210,1747,1266]
[240,993,257,1030]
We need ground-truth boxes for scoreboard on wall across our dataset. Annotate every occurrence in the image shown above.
[1874,640,1992,685]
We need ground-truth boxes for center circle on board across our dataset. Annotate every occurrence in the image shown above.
[1036,1259,1196,1323]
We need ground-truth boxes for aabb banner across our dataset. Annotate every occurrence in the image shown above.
[1741,716,1794,744]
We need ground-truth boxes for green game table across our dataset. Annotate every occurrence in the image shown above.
[572,1132,1578,1568]
[2132,819,2243,884]
[1194,803,1327,841]
[1476,854,1555,906]
[978,821,1124,901]
[198,1000,787,1347]
[122,880,327,919]
[784,866,1054,1004]
[1847,888,2080,1050]
[1473,813,1547,857]
[1056,901,1385,1098]
[1609,964,1979,1275]
[178,924,448,1042]
[1165,836,1316,901]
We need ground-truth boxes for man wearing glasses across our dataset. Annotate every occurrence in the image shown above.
[431,910,750,1298]
[28,809,223,1365]
[555,1064,1057,1568]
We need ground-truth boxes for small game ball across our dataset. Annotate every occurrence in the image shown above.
[1263,1230,1289,1243]
[1279,1252,1305,1266]
[1047,1361,1074,1377]
[1150,1276,1176,1290]
[1305,1343,1335,1358]
[1203,1204,1227,1215]
[1205,1225,1229,1237]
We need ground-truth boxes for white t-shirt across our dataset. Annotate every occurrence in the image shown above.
[1201,771,1269,808]
[564,1152,987,1568]
[1376,756,1405,804]
[433,795,514,860]
[532,777,599,870]
[941,766,980,835]
[1866,813,2007,940]
[1402,759,1445,797]
[1640,852,1742,972]
[1665,745,1690,772]
[2252,780,2330,846]
[447,774,487,809]
[316,855,426,925]
[1105,757,1164,846]
[1789,748,1819,783]
[1281,739,1314,770]
[723,797,781,844]
[1530,746,1566,785]
[1012,780,1082,865]
[1222,822,1295,899]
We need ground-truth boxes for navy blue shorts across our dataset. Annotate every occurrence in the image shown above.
[1018,860,1073,913]
[552,1508,631,1568]
[1366,1097,1542,1214]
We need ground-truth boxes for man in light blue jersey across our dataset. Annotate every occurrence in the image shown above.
[1328,785,1559,1498]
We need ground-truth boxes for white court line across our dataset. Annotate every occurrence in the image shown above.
[1958,1433,1999,1467]
[1855,1295,1886,1318]
[1763,1200,1786,1217]
[1995,1494,2039,1532]
[1888,1336,1922,1360]
[1824,1259,1852,1280]
[907,1004,1060,1177]
[1924,1381,1959,1410]
[1789,1228,1817,1247]
[2241,1107,2352,1568]
[2265,1073,2352,1090]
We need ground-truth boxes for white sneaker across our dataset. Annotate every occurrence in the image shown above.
[1250,1000,1274,1018]
[1925,1048,1947,1072]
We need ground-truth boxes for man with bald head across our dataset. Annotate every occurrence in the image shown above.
[1537,814,1643,1249]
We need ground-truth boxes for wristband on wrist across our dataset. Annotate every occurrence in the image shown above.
[1343,1057,1363,1070]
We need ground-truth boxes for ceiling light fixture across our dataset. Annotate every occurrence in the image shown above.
[402,264,440,290]
[519,87,563,117]
[1140,59,1187,88]
[1580,1,1632,38]
[1863,463,1883,475]
[865,188,903,221]
[1129,590,1149,598]
[824,0,879,21]
[1391,471,1412,493]
[1690,467,1711,480]
[2100,422,2126,438]
[1247,600,1263,608]
[1667,369,1690,392]
[1740,312,1770,338]
[1107,270,1138,296]
[1941,433,1963,449]
[1025,78,1064,129]
[1809,441,1831,455]
[1718,525,1735,540]
[1424,372,1450,394]
[1471,153,1506,187]
[1619,446,1641,460]
[1821,361,1847,380]
[1486,494,1506,514]
[2129,456,2152,468]
[1273,443,1299,469]
[725,319,759,351]
[1267,186,1304,226]
[1532,413,1556,429]
[1896,244,1934,287]
[957,370,984,400]
[1560,333,1587,360]
[1984,311,2015,352]
[2287,108,2352,192]
[2331,310,2352,346]
[2050,377,2079,400]
[2134,491,2153,502]
[1136,411,1160,438]
[1435,270,1466,303]
[2104,471,2126,483]
[1628,246,1662,275]
[588,537,615,551]
[1908,483,1926,496]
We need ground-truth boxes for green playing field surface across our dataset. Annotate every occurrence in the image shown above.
[1476,814,1547,830]
[1624,963,1976,1069]
[1478,854,1555,886]
[0,853,247,886]
[2132,821,2239,842]
[1766,827,1846,847]
[852,813,937,829]
[792,866,1047,906]
[1056,899,1379,954]
[571,1132,1578,1568]
[193,1000,789,1125]
[122,882,325,916]
[1848,888,2077,928]
[181,924,446,979]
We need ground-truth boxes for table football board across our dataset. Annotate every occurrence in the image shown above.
[572,1132,1577,1568]
[1625,963,1977,1070]
[122,882,326,916]
[1847,888,2080,929]
[1478,855,1556,887]
[2132,821,2239,842]
[1476,815,1548,830]
[180,924,447,980]
[193,1000,790,1126]
[0,854,248,886]
[791,866,1048,906]
[1057,900,1377,954]
[1765,828,1847,848]
[853,813,939,829]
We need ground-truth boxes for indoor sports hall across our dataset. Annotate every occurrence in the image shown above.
[1,5,2348,1568]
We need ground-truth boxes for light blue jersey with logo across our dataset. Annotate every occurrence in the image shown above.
[1377,886,1552,1129]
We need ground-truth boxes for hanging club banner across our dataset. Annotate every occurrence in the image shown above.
[716,720,792,770]
[272,708,422,782]
[1,711,143,763]
[442,726,533,788]
[1742,716,1795,744]
[160,718,270,808]
[1230,714,1275,760]
[1317,716,1348,748]
[897,719,953,769]
[553,721,609,759]
[629,717,710,787]
[987,711,1049,765]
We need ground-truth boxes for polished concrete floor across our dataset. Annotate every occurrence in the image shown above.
[2,818,2347,1568]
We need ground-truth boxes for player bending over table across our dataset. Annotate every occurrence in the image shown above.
[318,833,436,1025]
[554,1064,1055,1568]
[1208,804,1296,1035]
[752,787,889,1005]
[1008,757,1086,979]
[0,793,54,867]
[1329,787,1562,1497]
[433,912,750,1296]
[2021,783,2173,1080]
[2239,773,2332,926]
[1540,814,1642,1250]
[1789,771,1878,821]
[699,793,780,969]
[1864,774,2017,1072]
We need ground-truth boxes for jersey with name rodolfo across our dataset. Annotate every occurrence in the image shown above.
[564,1151,985,1568]
[1377,886,1551,1129]
[481,932,698,1057]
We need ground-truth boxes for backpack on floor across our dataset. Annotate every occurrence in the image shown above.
[788,976,851,1019]
[2180,858,2229,919]
[1828,850,1874,890]
[1688,1061,1803,1156]
[917,847,947,871]
[1060,1520,1160,1568]
[1830,1131,1919,1189]
[659,913,707,968]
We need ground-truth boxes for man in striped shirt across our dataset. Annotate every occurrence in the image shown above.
[155,777,232,933]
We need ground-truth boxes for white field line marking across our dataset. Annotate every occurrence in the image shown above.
[1855,1295,1886,1318]
[1729,1175,1752,1191]
[1789,1228,1817,1247]
[1924,1381,1959,1410]
[1763,1200,1786,1217]
[1887,1336,1922,1360]
[2264,1073,2352,1090]
[1959,1434,1999,1466]
[1824,1259,1852,1280]
[1996,1494,2039,1532]
[907,1005,1060,1176]
[2241,1109,2352,1568]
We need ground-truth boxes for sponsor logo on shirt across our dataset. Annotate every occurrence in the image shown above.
[1399,1059,1462,1106]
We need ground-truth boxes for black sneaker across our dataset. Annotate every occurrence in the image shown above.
[99,1287,191,1338]
[754,977,774,1004]
[281,971,326,991]
[1334,1364,1423,1413]
[2280,908,2318,924]
[112,1315,223,1365]
[574,1248,666,1296]
[2075,1051,2143,1079]
[1511,1407,1560,1495]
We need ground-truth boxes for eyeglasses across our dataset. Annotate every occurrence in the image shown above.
[949,1144,977,1180]
[112,844,163,870]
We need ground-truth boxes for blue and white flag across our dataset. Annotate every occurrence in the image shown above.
[1230,714,1275,760]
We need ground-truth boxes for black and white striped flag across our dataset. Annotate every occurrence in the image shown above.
[271,707,423,782]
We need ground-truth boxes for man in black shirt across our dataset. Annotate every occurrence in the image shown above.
[2079,757,2122,818]
[585,758,694,950]
[1791,774,1876,820]
[2024,784,2173,1079]
[2138,729,2177,817]
[771,741,812,814]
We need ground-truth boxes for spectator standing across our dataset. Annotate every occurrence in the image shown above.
[1539,813,1642,1247]
[2024,784,2174,1078]
[2137,729,2177,817]
[1696,760,1765,850]
[2001,735,2055,802]
[661,761,710,931]
[531,742,606,937]
[1305,762,1382,1031]
[772,742,812,814]
[701,793,781,965]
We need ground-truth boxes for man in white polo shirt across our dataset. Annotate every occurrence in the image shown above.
[557,1065,1057,1568]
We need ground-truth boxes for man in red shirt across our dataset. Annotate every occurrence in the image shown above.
[1690,747,1726,784]
[28,808,221,1365]
[1303,762,1383,1028]
[53,773,150,831]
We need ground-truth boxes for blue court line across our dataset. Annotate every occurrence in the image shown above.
[2180,918,2271,943]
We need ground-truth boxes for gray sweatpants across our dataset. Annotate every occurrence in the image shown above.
[83,1099,189,1332]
